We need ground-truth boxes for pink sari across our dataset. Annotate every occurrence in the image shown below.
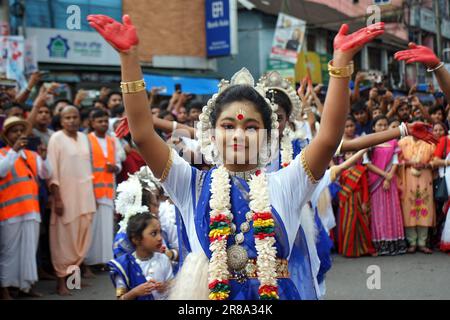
[368,139,407,255]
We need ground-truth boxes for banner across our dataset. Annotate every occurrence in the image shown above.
[205,0,231,57]
[270,13,306,64]
[24,36,38,75]
[26,28,120,66]
[0,36,27,90]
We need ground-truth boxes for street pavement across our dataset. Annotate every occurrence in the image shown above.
[23,251,450,300]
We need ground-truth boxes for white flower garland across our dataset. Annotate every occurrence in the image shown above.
[248,170,278,290]
[208,166,232,288]
[280,126,294,167]
[208,166,278,299]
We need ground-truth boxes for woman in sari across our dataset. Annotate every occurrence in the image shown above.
[338,151,375,257]
[365,115,407,255]
[398,123,436,254]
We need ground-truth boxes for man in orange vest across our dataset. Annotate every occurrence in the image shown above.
[84,109,122,275]
[0,117,51,300]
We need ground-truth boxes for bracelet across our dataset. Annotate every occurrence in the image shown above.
[328,60,354,78]
[426,62,445,73]
[399,122,409,138]
[172,121,177,133]
[171,249,178,261]
[120,79,146,94]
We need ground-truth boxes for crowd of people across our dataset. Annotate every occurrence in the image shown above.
[0,14,449,300]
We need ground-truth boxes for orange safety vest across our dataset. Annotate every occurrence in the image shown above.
[88,133,116,200]
[0,147,40,222]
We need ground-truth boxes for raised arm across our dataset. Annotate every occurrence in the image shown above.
[304,23,385,180]
[330,148,367,181]
[341,122,436,152]
[395,43,450,102]
[88,14,169,178]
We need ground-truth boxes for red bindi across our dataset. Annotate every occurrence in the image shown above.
[237,113,244,121]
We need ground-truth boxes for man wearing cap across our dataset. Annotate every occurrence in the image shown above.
[0,117,51,299]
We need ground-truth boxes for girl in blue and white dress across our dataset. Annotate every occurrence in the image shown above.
[89,12,386,300]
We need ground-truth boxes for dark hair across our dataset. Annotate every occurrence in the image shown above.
[107,91,122,103]
[91,108,109,120]
[372,114,388,129]
[433,121,448,132]
[388,116,400,125]
[52,99,71,110]
[412,116,424,123]
[3,102,23,112]
[346,115,356,124]
[111,104,125,118]
[92,99,107,109]
[210,85,272,132]
[351,100,367,114]
[429,105,445,115]
[159,110,175,120]
[80,107,94,121]
[158,100,169,110]
[187,101,203,113]
[266,89,292,117]
[126,212,158,247]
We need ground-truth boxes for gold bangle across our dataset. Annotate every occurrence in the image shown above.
[120,79,146,94]
[300,149,320,184]
[328,60,354,78]
[116,287,128,298]
[159,148,174,182]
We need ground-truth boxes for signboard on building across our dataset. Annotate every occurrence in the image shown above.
[205,0,231,57]
[26,28,120,65]
[0,36,27,89]
[442,18,450,39]
[267,59,295,84]
[420,8,436,33]
[270,13,306,64]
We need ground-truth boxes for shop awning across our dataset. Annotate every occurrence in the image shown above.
[143,74,220,96]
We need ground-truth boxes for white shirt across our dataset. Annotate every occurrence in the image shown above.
[115,252,173,300]
[158,201,178,251]
[161,151,318,259]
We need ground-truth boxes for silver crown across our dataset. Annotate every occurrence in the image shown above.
[196,68,279,167]
[259,71,302,122]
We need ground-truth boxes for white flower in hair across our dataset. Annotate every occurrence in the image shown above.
[115,174,148,232]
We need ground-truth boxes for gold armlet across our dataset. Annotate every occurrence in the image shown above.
[120,79,146,94]
[328,60,354,78]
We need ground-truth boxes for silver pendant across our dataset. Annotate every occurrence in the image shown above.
[230,223,236,234]
[245,211,253,221]
[227,244,249,272]
[240,221,250,233]
[235,233,245,244]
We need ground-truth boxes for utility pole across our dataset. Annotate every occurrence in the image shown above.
[434,0,443,59]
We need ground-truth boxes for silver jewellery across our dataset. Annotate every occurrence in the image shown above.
[427,62,445,73]
[259,71,302,122]
[227,210,254,282]
[196,68,279,167]
[399,122,409,139]
[228,168,259,182]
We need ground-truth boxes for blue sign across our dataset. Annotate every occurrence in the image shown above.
[205,0,231,57]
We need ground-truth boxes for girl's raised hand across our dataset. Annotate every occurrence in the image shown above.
[87,14,138,53]
[333,23,385,62]
[394,42,440,69]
